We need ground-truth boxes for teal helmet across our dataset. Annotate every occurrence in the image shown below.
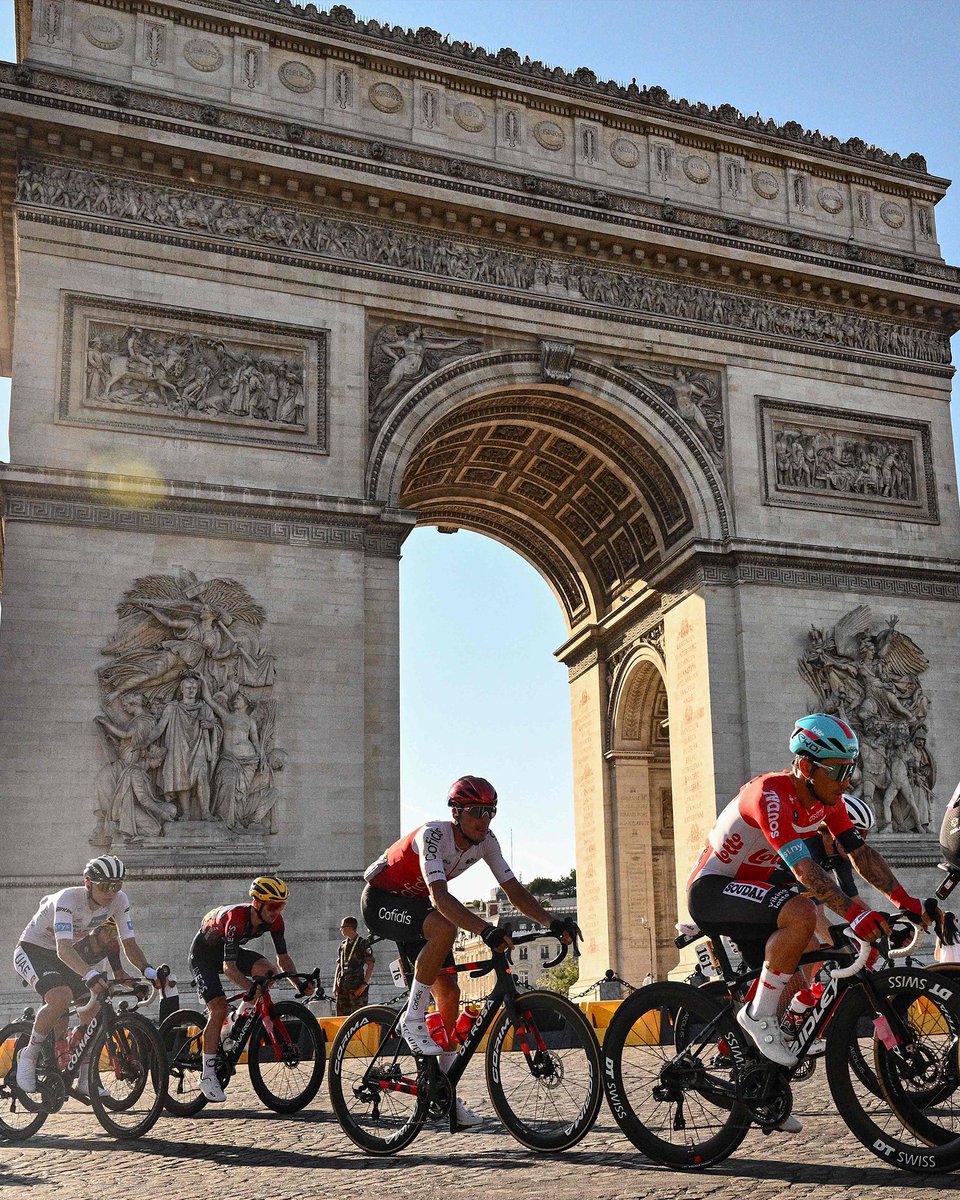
[789,714,859,761]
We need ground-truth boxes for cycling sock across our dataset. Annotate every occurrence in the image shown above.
[437,1049,457,1073]
[202,1053,217,1078]
[21,1032,44,1061]
[405,980,432,1023]
[748,966,792,1019]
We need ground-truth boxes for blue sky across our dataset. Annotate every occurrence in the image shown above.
[1,1,958,897]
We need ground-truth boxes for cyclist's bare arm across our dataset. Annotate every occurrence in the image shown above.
[118,935,152,974]
[277,953,315,995]
[428,879,499,939]
[792,857,856,917]
[501,879,577,942]
[848,844,934,927]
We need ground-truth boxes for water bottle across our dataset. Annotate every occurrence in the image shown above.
[781,987,816,1036]
[453,1004,480,1044]
[424,1011,450,1050]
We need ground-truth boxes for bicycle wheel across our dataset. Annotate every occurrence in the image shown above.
[485,990,602,1151]
[87,1014,167,1139]
[328,1005,427,1154]
[825,968,960,1173]
[602,982,751,1169]
[0,1022,48,1141]
[248,1000,325,1113]
[160,1008,207,1117]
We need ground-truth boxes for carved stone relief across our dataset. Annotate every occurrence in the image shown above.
[534,120,565,151]
[369,81,403,113]
[610,137,639,168]
[752,170,780,199]
[368,322,484,429]
[799,606,934,834]
[94,572,285,849]
[279,60,316,93]
[539,339,576,384]
[60,294,327,453]
[17,161,951,371]
[759,398,936,522]
[453,101,486,133]
[615,361,724,471]
[82,15,124,50]
[183,38,223,73]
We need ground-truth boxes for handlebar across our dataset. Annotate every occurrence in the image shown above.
[458,924,578,977]
[830,906,937,977]
[237,968,321,1002]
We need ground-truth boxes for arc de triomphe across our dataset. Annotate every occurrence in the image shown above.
[1,0,958,995]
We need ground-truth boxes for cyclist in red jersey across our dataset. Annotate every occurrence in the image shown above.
[362,775,579,1129]
[687,713,931,1092]
[188,875,314,1102]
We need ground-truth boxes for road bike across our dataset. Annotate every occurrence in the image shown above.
[0,980,168,1140]
[601,912,960,1173]
[328,930,602,1155]
[161,968,324,1115]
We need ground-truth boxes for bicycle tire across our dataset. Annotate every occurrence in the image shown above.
[247,1000,325,1113]
[825,967,960,1173]
[160,1008,208,1117]
[485,989,602,1151]
[0,1022,48,1141]
[601,981,751,1169]
[328,1004,427,1155]
[87,1014,167,1139]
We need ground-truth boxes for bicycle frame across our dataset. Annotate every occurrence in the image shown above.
[357,933,569,1121]
[215,969,319,1069]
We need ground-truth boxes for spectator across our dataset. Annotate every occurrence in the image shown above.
[334,917,375,1016]
[935,912,960,964]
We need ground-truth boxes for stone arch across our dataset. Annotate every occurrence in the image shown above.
[607,650,678,979]
[368,351,729,628]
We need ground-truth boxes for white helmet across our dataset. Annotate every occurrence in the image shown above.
[842,795,875,833]
[83,854,126,883]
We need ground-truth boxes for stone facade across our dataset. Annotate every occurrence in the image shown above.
[0,1,958,999]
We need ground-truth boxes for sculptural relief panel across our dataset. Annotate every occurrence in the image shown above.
[59,294,327,453]
[759,398,936,522]
[367,321,484,429]
[799,606,935,835]
[94,572,286,850]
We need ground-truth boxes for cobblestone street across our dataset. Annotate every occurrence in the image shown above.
[2,1072,951,1199]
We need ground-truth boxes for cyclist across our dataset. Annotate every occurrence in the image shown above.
[13,855,161,1096]
[188,875,314,1103]
[361,774,579,1130]
[686,714,930,1078]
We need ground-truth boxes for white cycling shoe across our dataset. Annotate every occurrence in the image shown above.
[15,1055,38,1094]
[736,1007,798,1068]
[453,1098,483,1129]
[76,1072,110,1100]
[401,1016,443,1056]
[199,1074,226,1103]
[775,1112,803,1134]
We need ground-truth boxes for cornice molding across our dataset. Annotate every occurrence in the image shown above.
[3,64,959,296]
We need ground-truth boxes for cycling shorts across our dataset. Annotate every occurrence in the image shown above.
[14,941,89,1000]
[188,934,271,1003]
[687,874,800,969]
[361,884,454,972]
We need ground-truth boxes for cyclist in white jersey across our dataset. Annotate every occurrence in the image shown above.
[362,776,579,1129]
[13,855,161,1096]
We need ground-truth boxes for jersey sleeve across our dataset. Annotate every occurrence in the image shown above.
[823,804,856,838]
[481,831,516,885]
[750,781,812,868]
[269,916,288,956]
[416,822,450,888]
[221,906,246,963]
[53,893,76,943]
[111,892,135,940]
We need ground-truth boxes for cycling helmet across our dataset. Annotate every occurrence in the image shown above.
[83,855,126,883]
[249,876,289,904]
[789,714,859,761]
[842,794,875,832]
[447,776,498,809]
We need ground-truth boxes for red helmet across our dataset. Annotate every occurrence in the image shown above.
[447,776,498,808]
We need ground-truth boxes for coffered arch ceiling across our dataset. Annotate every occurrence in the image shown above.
[398,390,698,628]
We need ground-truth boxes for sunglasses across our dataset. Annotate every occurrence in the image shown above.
[459,805,497,820]
[92,880,124,892]
[815,759,856,783]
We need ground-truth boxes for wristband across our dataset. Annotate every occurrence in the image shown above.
[84,968,104,983]
[143,966,158,982]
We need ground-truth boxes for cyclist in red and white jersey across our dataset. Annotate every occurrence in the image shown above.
[687,714,930,1081]
[362,775,579,1130]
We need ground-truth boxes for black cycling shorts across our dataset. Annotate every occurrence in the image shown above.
[188,934,270,1003]
[14,942,89,1000]
[361,884,455,972]
[687,875,800,969]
